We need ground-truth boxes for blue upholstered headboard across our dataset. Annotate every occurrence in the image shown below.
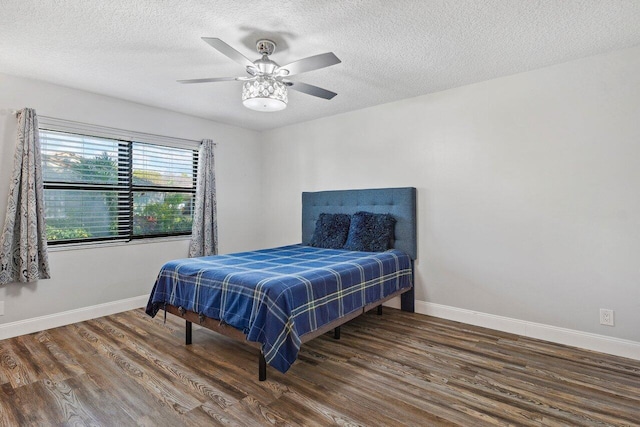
[302,187,417,260]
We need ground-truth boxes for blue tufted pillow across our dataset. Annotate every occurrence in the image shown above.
[343,211,397,252]
[308,213,351,249]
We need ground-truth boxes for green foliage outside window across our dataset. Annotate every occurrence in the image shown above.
[134,193,193,236]
[46,224,90,241]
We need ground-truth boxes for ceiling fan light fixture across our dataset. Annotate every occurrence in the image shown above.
[242,76,288,112]
[181,38,340,111]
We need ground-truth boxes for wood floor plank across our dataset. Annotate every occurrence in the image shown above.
[61,374,138,427]
[16,334,73,383]
[88,317,242,409]
[110,313,264,404]
[230,395,293,426]
[0,383,25,426]
[286,361,425,426]
[41,378,103,426]
[184,403,247,427]
[40,334,157,424]
[296,354,471,426]
[4,378,64,426]
[71,323,204,415]
[43,325,190,425]
[267,383,368,427]
[0,340,43,389]
[0,307,638,426]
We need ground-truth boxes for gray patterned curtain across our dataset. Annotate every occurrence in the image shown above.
[188,139,218,258]
[0,108,50,284]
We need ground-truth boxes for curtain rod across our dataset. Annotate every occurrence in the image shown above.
[10,110,212,146]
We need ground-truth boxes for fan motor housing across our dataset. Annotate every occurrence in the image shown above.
[256,39,276,56]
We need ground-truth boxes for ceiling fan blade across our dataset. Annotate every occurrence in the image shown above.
[277,52,341,77]
[201,37,256,70]
[284,80,337,100]
[177,76,248,84]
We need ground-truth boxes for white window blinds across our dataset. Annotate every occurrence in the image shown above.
[40,126,198,245]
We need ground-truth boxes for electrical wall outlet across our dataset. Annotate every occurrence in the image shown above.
[599,308,614,326]
[0,301,4,316]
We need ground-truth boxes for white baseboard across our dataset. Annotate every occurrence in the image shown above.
[384,298,640,361]
[0,295,148,341]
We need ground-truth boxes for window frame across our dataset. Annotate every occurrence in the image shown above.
[39,120,200,247]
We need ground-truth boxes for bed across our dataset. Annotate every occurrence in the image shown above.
[146,187,417,380]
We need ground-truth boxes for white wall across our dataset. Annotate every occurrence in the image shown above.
[260,45,640,344]
[0,73,262,325]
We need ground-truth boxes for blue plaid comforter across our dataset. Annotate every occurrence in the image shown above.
[145,244,413,373]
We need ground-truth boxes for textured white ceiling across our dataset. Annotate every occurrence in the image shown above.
[1,1,640,131]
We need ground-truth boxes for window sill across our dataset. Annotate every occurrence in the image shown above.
[46,235,191,252]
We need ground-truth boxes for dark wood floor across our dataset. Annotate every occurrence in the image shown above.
[1,308,638,426]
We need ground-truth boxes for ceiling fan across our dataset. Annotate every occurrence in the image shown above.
[179,38,341,112]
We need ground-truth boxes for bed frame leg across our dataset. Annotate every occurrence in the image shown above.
[401,263,416,313]
[185,320,192,345]
[377,305,383,316]
[259,352,267,381]
[334,326,341,339]
[400,287,415,313]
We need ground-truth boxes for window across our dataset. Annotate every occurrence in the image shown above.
[40,128,198,245]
